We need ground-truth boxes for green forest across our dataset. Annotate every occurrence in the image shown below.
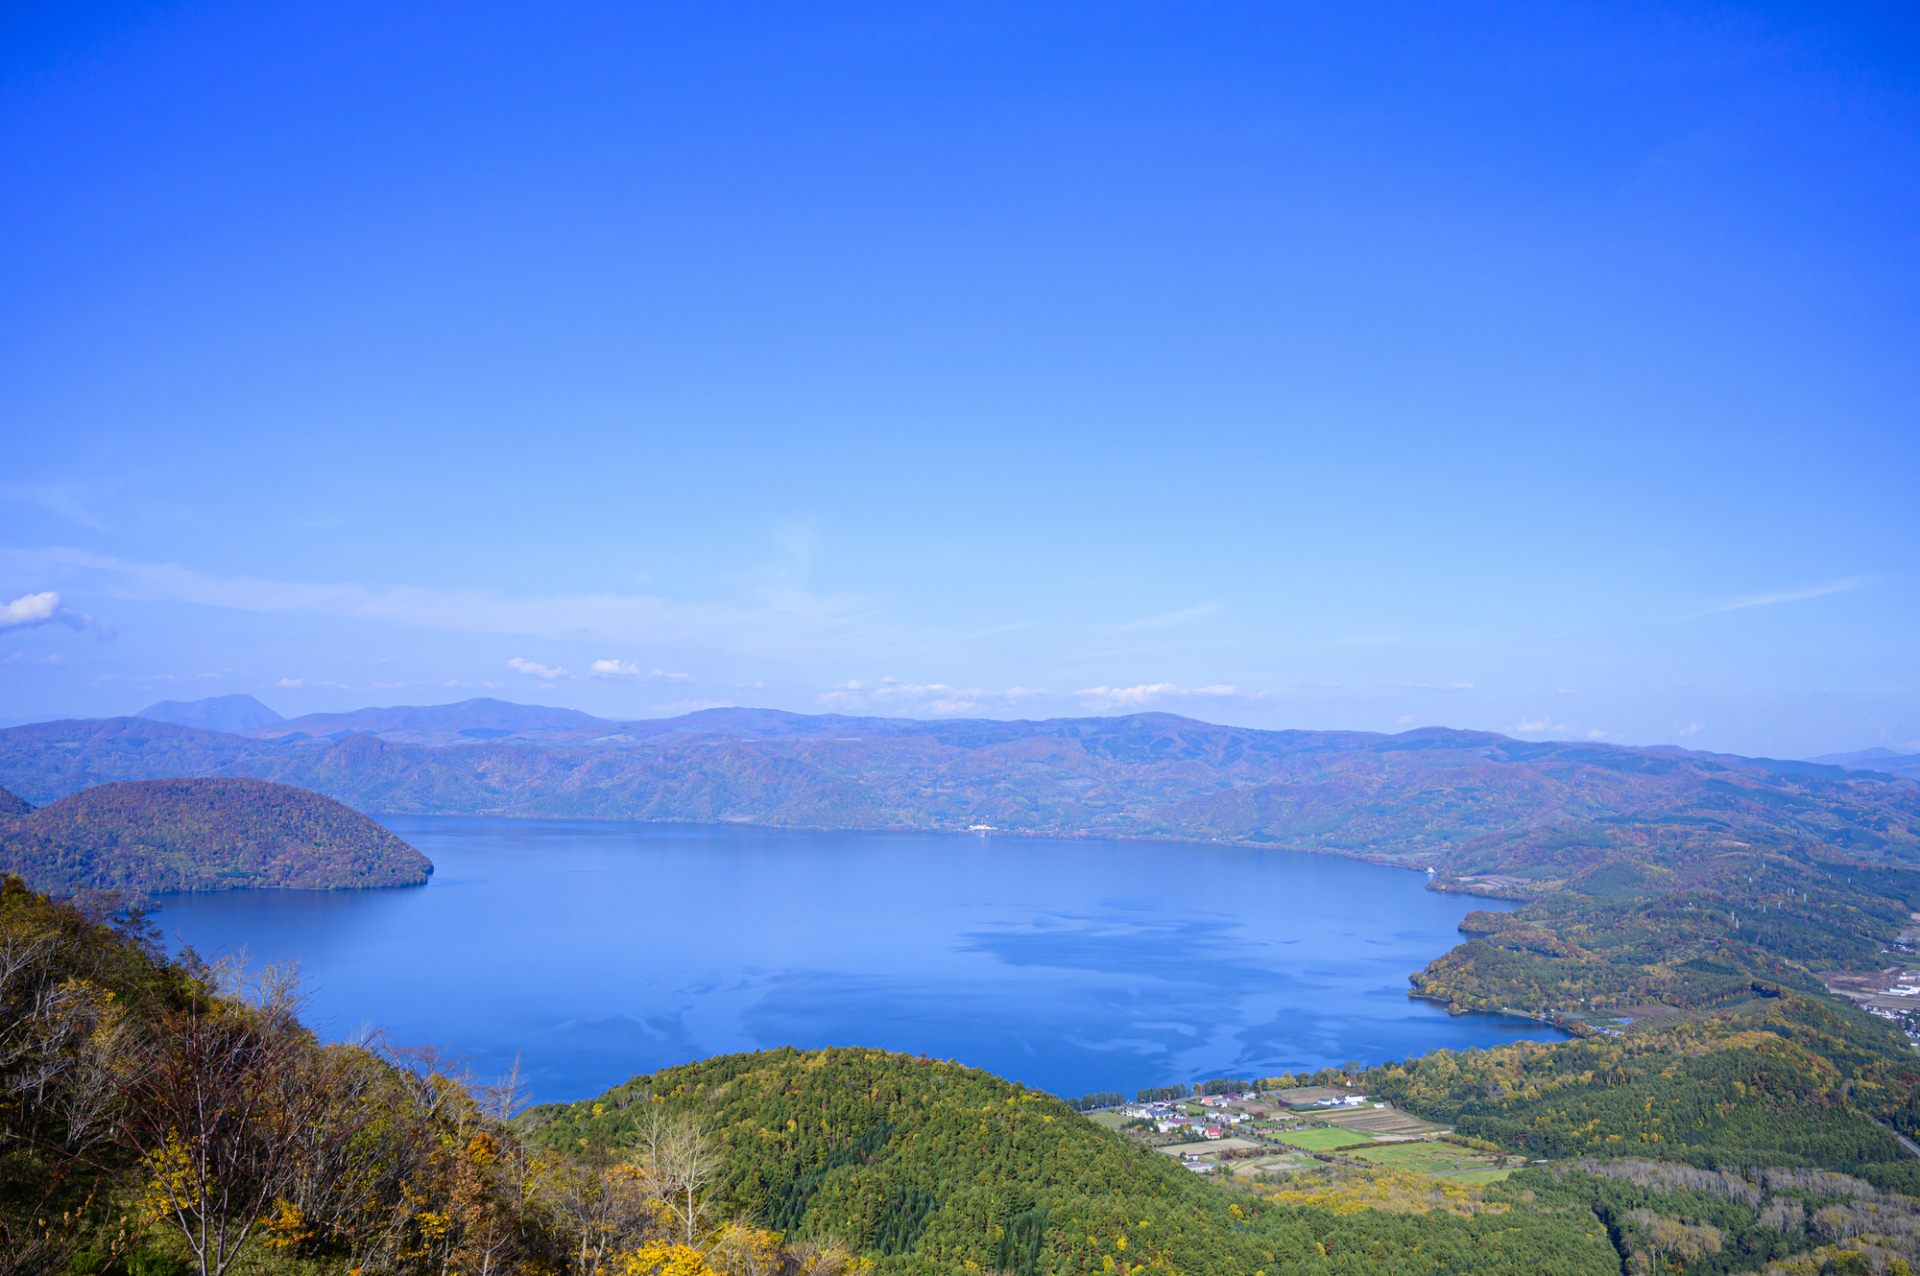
[0,779,432,896]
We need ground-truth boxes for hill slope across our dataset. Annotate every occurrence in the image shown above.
[526,1046,1616,1275]
[134,692,284,733]
[0,777,431,895]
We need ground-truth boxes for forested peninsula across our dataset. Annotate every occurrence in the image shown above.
[0,777,431,895]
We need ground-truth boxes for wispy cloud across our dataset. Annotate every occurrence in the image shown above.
[1075,683,1259,710]
[652,698,737,716]
[0,482,107,530]
[1104,603,1221,633]
[1696,576,1870,616]
[1,545,861,654]
[1513,715,1569,735]
[819,677,1047,716]
[507,657,568,681]
[1676,721,1705,737]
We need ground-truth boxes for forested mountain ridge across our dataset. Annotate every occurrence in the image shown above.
[4,709,1916,896]
[0,777,431,895]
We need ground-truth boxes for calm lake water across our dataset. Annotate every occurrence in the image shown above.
[153,816,1563,1103]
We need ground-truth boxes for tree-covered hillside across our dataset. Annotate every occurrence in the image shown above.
[0,777,431,895]
[525,1046,1617,1276]
[3,711,1916,891]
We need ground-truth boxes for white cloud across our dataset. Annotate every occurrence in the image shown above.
[1696,576,1869,616]
[0,591,59,628]
[0,590,95,632]
[589,659,640,679]
[1395,714,1415,726]
[819,678,1048,716]
[589,659,691,682]
[1074,683,1256,710]
[1513,715,1570,735]
[1586,729,1611,740]
[507,657,568,681]
[274,677,305,688]
[1676,721,1705,737]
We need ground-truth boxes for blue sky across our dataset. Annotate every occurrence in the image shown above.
[1,2,1915,757]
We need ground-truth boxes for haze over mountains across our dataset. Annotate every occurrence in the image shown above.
[2,695,1911,895]
[1813,747,1920,783]
[135,692,286,733]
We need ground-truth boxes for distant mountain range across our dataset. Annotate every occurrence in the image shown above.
[7,697,1919,893]
[1811,746,1920,782]
[0,776,431,896]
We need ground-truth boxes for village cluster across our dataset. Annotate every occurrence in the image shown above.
[1087,1084,1519,1181]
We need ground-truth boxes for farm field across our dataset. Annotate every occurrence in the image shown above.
[1271,1126,1377,1150]
[1267,1086,1361,1107]
[1312,1105,1445,1137]
[1157,1137,1265,1156]
[1351,1140,1508,1176]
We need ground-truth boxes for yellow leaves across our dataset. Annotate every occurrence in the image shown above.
[466,1130,499,1167]
[261,1197,311,1250]
[621,1240,721,1276]
[138,1130,198,1222]
[415,1209,452,1242]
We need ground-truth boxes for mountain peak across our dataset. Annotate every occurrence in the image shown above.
[134,693,284,733]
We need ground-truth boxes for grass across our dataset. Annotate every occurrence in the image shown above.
[1351,1140,1501,1175]
[1272,1126,1376,1150]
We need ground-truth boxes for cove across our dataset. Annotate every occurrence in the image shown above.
[152,816,1565,1103]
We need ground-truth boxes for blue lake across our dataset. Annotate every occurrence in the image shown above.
[153,816,1564,1103]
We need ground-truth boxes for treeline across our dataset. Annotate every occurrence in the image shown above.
[0,876,861,1276]
[1064,1091,1123,1110]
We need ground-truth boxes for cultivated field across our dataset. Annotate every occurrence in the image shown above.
[1313,1105,1446,1138]
[1271,1126,1376,1150]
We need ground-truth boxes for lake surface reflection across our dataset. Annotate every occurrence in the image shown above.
[154,817,1564,1102]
